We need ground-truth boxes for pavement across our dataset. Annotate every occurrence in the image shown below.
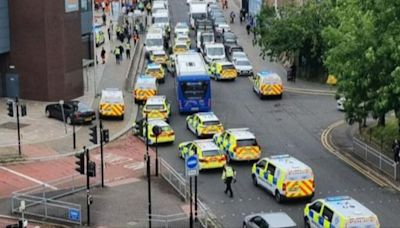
[0,10,140,159]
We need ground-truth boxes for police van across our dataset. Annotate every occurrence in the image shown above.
[134,75,158,104]
[145,26,164,58]
[252,154,315,203]
[152,9,170,37]
[253,71,283,99]
[99,88,125,120]
[304,196,380,228]
[142,95,171,121]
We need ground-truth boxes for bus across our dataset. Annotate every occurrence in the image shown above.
[175,52,211,113]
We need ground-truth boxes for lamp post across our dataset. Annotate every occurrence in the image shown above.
[145,114,152,228]
[152,125,162,176]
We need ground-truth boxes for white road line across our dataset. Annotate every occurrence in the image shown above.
[0,166,58,190]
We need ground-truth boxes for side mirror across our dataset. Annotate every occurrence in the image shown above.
[143,43,146,47]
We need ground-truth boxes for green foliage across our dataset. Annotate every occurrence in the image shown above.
[255,0,337,73]
[323,0,400,126]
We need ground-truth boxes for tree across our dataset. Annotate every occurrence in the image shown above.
[323,0,400,127]
[255,0,337,79]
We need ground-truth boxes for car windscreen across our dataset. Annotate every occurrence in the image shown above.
[161,126,172,131]
[146,38,163,46]
[236,60,250,66]
[77,103,92,112]
[175,44,187,49]
[224,33,236,40]
[237,139,257,147]
[147,68,161,72]
[192,13,207,20]
[214,17,225,23]
[154,17,169,23]
[202,149,221,157]
[180,81,208,99]
[222,64,235,70]
[207,47,224,56]
[145,104,164,110]
[154,53,165,57]
[202,34,214,42]
[203,120,220,126]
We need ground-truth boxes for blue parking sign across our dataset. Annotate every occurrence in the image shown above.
[68,208,80,221]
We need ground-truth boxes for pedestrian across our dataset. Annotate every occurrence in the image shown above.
[393,140,400,163]
[107,27,111,40]
[100,47,106,64]
[114,46,121,64]
[230,11,236,23]
[101,1,106,12]
[240,9,245,24]
[221,164,236,198]
[290,62,297,83]
[102,12,107,26]
[246,20,251,35]
[146,2,152,15]
[125,42,131,59]
[118,45,124,60]
[223,0,228,10]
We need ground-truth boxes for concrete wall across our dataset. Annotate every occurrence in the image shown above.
[9,0,84,101]
[0,0,10,54]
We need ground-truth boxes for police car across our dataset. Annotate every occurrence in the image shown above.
[252,154,315,203]
[142,96,171,122]
[145,63,165,83]
[186,112,224,138]
[213,128,261,162]
[178,139,226,170]
[304,196,380,228]
[174,22,189,36]
[150,50,168,66]
[133,118,175,145]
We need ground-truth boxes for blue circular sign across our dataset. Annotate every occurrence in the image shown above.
[187,156,198,169]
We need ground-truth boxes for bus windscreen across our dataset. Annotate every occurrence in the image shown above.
[180,81,208,99]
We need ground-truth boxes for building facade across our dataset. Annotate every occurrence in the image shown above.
[0,0,93,101]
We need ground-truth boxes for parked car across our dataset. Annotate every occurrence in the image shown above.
[222,32,237,46]
[243,212,297,228]
[231,51,248,61]
[233,57,253,76]
[226,44,243,61]
[45,101,95,125]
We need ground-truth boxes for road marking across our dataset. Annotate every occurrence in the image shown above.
[0,166,58,190]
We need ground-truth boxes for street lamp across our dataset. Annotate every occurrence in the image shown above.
[152,125,162,176]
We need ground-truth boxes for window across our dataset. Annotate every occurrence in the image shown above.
[145,104,164,110]
[266,163,276,176]
[310,201,323,213]
[322,206,334,223]
[180,81,208,99]
[256,160,267,169]
[202,150,221,157]
[203,120,220,126]
[236,139,257,147]
[250,216,268,228]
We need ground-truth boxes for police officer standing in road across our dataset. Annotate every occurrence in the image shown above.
[222,164,236,198]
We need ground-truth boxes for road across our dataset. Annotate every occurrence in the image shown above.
[145,0,400,227]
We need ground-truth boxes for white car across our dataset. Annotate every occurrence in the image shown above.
[337,97,345,111]
[243,212,296,228]
[204,43,226,64]
[231,51,247,61]
[233,57,253,76]
[174,22,189,36]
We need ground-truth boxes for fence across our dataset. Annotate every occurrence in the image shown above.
[159,158,223,228]
[353,137,399,180]
[11,174,100,225]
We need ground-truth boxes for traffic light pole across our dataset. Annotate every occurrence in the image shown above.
[146,114,152,228]
[155,136,159,176]
[15,97,21,156]
[72,123,76,149]
[86,146,91,226]
[100,120,104,188]
[189,176,193,228]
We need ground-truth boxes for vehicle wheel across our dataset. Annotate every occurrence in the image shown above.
[66,116,72,125]
[196,129,201,138]
[161,78,165,84]
[304,217,311,228]
[120,114,124,120]
[252,174,258,186]
[242,222,247,228]
[186,122,190,130]
[278,94,283,99]
[45,109,51,118]
[134,98,139,104]
[275,190,283,203]
[259,93,264,100]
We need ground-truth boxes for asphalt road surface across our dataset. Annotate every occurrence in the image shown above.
[149,0,399,226]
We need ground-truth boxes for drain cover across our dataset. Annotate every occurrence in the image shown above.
[0,122,29,130]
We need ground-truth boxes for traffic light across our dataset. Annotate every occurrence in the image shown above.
[21,104,27,117]
[102,129,110,143]
[75,152,85,174]
[6,101,13,117]
[89,125,98,144]
[88,161,96,177]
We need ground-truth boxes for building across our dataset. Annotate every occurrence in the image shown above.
[242,0,305,15]
[0,0,93,101]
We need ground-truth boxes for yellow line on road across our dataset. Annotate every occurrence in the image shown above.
[320,120,395,189]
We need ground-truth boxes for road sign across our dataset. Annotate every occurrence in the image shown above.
[185,155,199,177]
[68,208,81,222]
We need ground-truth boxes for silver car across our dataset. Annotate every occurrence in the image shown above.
[243,212,297,228]
[233,57,253,76]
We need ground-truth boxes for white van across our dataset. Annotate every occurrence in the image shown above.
[152,9,170,36]
[145,26,164,56]
[204,43,225,64]
[189,1,208,28]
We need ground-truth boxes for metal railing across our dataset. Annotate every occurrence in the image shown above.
[353,137,399,180]
[159,158,223,228]
[11,174,100,225]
